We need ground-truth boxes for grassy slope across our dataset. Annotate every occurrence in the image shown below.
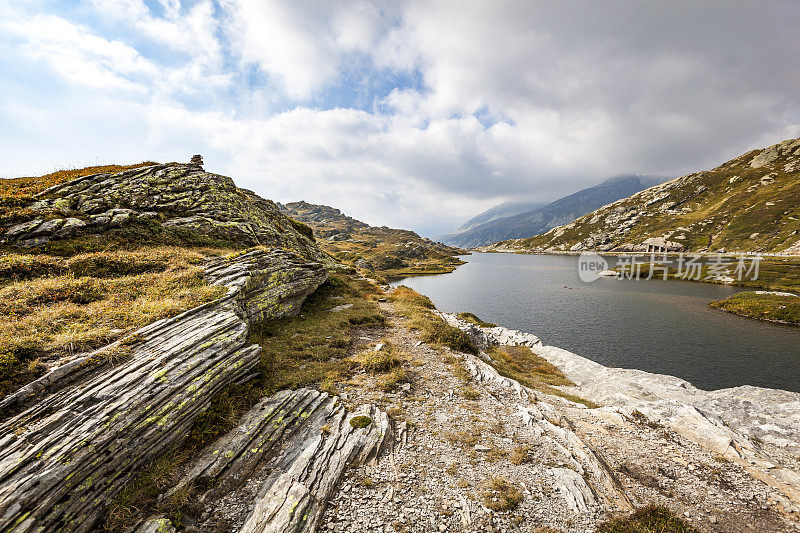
[507,138,800,253]
[280,201,466,281]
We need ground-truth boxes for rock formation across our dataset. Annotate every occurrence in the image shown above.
[0,248,327,532]
[2,163,325,262]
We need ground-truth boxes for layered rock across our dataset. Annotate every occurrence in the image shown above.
[0,248,327,532]
[2,164,326,262]
[442,312,800,515]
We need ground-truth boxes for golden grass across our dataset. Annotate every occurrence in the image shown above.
[482,477,523,512]
[389,286,478,354]
[486,345,599,408]
[0,247,228,401]
[0,162,158,198]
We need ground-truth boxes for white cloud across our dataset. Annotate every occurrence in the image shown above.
[1,0,799,236]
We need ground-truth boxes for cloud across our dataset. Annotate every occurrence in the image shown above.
[1,0,799,236]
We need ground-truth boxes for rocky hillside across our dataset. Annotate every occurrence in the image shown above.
[1,163,326,261]
[279,200,465,280]
[439,175,665,248]
[490,138,800,254]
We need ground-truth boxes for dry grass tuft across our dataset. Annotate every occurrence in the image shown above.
[482,477,523,512]
[509,445,533,465]
[0,247,229,401]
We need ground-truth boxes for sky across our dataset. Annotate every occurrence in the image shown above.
[1,1,799,236]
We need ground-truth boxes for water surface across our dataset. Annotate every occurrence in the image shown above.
[395,252,800,392]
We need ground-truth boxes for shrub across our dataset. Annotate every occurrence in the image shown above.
[597,505,699,533]
[482,477,523,512]
[457,312,497,328]
[350,415,373,429]
[362,349,401,373]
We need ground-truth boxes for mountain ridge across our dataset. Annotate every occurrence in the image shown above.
[439,175,667,248]
[488,137,800,254]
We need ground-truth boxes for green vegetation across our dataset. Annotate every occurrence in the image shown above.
[597,505,699,533]
[482,477,523,512]
[486,345,599,408]
[350,415,373,429]
[389,286,478,354]
[710,291,800,325]
[457,311,497,328]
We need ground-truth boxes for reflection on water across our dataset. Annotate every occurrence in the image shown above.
[394,252,800,392]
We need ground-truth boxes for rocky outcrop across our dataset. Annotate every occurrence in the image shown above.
[0,248,327,532]
[443,314,800,516]
[150,388,399,532]
[2,164,326,262]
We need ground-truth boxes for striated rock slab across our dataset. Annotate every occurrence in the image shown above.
[444,312,800,515]
[0,248,327,532]
[160,388,397,532]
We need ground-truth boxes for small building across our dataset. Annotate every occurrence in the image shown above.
[642,237,682,253]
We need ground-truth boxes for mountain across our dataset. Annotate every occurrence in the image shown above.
[491,137,800,254]
[439,175,666,248]
[436,200,546,243]
[278,200,465,280]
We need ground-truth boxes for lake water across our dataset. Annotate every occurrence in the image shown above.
[394,252,800,392]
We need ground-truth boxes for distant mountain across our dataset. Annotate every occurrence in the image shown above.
[438,175,667,248]
[278,201,465,280]
[490,137,800,254]
[437,200,546,242]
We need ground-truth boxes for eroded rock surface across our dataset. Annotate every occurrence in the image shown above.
[0,248,327,532]
[2,164,326,262]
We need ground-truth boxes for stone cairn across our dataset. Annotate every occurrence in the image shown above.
[190,154,204,166]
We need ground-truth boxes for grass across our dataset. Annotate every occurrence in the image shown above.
[597,505,699,533]
[509,445,533,465]
[389,286,478,354]
[457,312,497,328]
[0,247,230,402]
[482,477,523,512]
[710,291,800,325]
[103,273,388,530]
[486,345,599,408]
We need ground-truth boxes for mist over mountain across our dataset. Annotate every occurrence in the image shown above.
[438,175,667,248]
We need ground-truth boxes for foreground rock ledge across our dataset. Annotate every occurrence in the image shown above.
[0,248,327,533]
